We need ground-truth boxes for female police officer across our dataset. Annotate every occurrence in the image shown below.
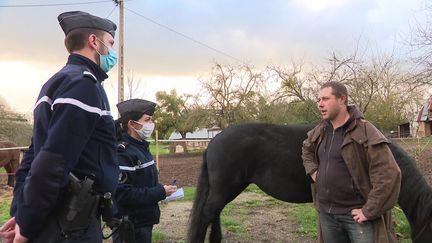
[113,99,177,243]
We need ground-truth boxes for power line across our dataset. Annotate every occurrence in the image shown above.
[0,1,114,8]
[106,5,117,18]
[124,6,245,64]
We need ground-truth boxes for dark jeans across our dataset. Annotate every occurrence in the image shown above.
[113,225,153,243]
[319,211,374,243]
[29,214,102,243]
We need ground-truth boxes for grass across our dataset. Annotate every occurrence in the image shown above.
[221,184,412,241]
[160,187,196,204]
[149,142,170,155]
[152,229,168,242]
[221,201,249,241]
[0,167,11,225]
[393,206,411,240]
[284,203,411,241]
[416,136,432,145]
[149,142,205,156]
[243,183,264,194]
[0,200,11,225]
[286,203,317,238]
[179,187,196,201]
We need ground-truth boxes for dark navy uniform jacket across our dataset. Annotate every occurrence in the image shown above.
[115,133,166,228]
[10,54,119,238]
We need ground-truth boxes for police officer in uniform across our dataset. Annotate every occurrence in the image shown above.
[0,11,119,243]
[113,99,177,243]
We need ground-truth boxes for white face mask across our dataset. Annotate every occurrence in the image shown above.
[133,121,155,140]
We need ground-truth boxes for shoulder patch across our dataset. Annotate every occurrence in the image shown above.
[83,70,98,82]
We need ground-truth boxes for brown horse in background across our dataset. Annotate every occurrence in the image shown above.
[0,141,20,187]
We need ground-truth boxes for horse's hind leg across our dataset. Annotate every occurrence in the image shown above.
[188,208,213,243]
[206,183,248,243]
[5,152,19,187]
[4,162,14,187]
[209,215,221,243]
[188,195,223,243]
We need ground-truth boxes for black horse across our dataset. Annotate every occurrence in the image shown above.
[187,123,432,243]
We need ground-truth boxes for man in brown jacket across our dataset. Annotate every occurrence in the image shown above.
[302,81,401,243]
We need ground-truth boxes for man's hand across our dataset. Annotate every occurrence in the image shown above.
[0,217,16,243]
[12,223,28,243]
[311,171,317,182]
[351,208,368,224]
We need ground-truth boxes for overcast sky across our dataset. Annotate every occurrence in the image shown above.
[0,0,428,114]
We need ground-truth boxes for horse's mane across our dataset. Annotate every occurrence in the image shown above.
[389,142,432,229]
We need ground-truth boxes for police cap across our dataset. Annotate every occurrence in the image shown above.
[117,99,156,117]
[58,11,117,37]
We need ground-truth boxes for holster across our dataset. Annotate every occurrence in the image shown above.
[56,173,100,232]
[119,216,136,243]
[100,194,120,228]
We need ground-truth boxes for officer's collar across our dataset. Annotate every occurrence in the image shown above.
[67,54,109,82]
[122,133,150,148]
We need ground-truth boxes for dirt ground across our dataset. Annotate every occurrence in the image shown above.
[154,192,314,243]
[392,138,432,186]
[157,153,203,187]
[155,153,315,242]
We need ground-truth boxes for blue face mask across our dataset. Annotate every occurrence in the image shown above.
[96,38,118,73]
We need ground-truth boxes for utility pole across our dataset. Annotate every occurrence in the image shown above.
[115,0,124,103]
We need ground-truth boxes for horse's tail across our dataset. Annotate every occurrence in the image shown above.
[187,149,211,243]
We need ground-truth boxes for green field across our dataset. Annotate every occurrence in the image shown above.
[0,200,10,224]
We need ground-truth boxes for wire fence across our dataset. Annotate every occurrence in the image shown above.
[0,139,211,180]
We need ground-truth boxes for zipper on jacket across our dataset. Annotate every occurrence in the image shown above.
[325,129,335,214]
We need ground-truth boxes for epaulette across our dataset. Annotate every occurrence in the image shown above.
[117,141,128,151]
[83,70,98,83]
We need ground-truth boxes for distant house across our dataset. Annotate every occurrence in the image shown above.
[167,127,222,153]
[168,126,222,140]
[398,95,432,138]
[398,122,410,138]
[415,95,432,137]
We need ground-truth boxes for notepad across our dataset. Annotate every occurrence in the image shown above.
[163,187,184,202]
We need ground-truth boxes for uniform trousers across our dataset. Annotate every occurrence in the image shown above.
[29,214,102,243]
[112,225,153,243]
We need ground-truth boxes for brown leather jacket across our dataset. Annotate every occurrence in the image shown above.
[302,109,401,243]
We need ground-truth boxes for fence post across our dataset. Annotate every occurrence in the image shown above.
[155,129,159,172]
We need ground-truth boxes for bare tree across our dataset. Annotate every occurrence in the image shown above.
[268,48,424,131]
[200,63,265,128]
[405,6,432,87]
[125,69,146,99]
[267,62,321,120]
